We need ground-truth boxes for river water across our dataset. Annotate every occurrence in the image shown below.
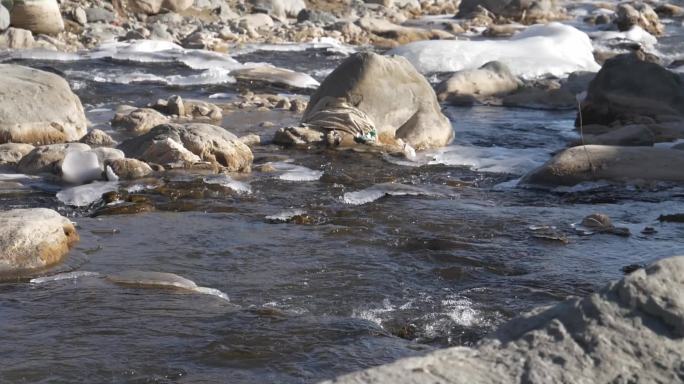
[1,8,684,384]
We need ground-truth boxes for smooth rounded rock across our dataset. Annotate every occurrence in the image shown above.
[0,208,79,275]
[0,65,87,145]
[106,158,154,179]
[521,145,684,186]
[117,123,253,172]
[302,52,453,150]
[10,0,64,35]
[436,61,520,105]
[579,53,684,127]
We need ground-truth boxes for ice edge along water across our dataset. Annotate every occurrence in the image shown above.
[31,270,230,302]
[2,39,328,88]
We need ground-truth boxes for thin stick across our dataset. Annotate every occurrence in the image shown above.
[576,93,595,173]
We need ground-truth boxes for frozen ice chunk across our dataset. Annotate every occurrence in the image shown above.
[56,181,119,207]
[61,150,103,184]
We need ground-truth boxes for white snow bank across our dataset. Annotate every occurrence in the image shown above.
[388,22,600,79]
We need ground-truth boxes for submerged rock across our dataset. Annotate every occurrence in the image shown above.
[0,208,79,275]
[294,52,453,150]
[0,65,87,145]
[576,213,630,236]
[106,270,230,301]
[117,123,253,172]
[324,255,684,383]
[521,145,684,186]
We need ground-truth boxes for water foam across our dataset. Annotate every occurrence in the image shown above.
[265,209,306,222]
[203,174,252,193]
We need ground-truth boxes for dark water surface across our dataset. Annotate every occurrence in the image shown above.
[1,46,684,384]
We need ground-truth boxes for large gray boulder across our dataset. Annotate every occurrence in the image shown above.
[324,255,684,384]
[521,145,684,186]
[0,208,79,275]
[9,0,64,35]
[299,52,453,150]
[0,65,88,145]
[579,53,684,128]
[117,123,253,172]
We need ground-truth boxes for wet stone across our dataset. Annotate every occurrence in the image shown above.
[657,213,684,223]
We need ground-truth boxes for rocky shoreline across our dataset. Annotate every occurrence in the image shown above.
[325,255,684,384]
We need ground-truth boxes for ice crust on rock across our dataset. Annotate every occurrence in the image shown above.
[388,23,600,79]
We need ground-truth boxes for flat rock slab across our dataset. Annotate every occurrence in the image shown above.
[0,208,79,275]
